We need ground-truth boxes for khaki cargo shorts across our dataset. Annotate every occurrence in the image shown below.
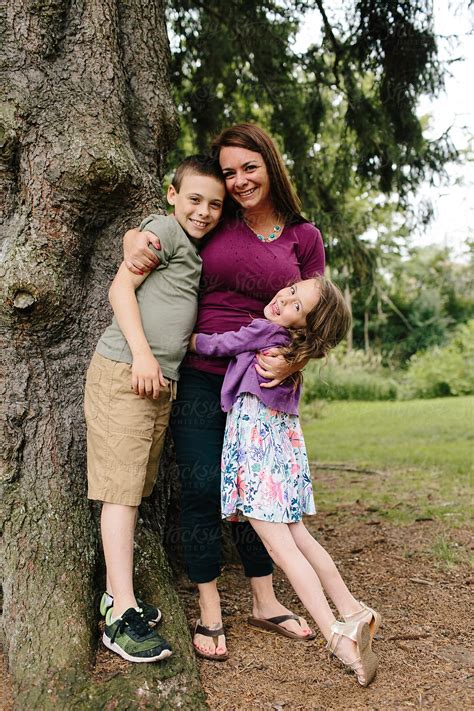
[84,351,174,506]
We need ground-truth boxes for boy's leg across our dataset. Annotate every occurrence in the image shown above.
[86,354,172,660]
[105,509,138,599]
[101,503,138,617]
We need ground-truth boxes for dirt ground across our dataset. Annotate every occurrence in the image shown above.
[2,499,473,710]
[180,511,473,711]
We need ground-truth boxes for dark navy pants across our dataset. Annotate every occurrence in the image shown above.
[170,367,273,583]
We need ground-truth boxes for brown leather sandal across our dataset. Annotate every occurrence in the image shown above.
[247,614,316,640]
[193,620,228,662]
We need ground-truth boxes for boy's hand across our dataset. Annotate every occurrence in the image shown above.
[123,228,161,275]
[131,352,166,399]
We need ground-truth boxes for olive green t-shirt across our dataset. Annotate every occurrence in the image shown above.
[96,214,202,381]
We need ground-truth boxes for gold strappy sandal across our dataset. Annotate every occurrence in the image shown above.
[326,619,378,687]
[343,601,382,640]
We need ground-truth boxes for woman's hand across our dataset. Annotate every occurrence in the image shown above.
[123,228,161,274]
[255,348,308,388]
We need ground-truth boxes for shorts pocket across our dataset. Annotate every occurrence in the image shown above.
[84,360,102,422]
[108,428,154,468]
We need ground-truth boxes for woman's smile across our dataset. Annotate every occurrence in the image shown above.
[219,146,271,210]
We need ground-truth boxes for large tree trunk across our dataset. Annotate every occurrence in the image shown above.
[0,2,205,707]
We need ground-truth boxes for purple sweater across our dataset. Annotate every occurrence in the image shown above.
[186,216,325,375]
[195,319,301,415]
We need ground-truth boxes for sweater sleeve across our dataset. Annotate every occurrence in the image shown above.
[195,320,288,357]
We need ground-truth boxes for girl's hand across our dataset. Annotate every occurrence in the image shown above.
[132,352,166,399]
[189,334,198,352]
[123,228,161,274]
[255,348,308,388]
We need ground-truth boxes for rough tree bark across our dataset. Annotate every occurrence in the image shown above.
[0,1,205,708]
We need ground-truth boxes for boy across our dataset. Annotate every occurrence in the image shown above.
[84,155,225,662]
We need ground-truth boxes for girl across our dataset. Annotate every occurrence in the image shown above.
[190,275,381,686]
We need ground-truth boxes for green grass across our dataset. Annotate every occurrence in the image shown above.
[430,535,473,568]
[302,396,473,525]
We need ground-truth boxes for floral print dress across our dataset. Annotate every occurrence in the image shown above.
[221,393,316,523]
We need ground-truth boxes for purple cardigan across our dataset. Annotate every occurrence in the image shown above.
[187,216,325,375]
[195,319,301,415]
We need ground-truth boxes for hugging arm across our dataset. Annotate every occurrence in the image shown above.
[192,321,287,359]
[123,227,162,274]
[256,351,309,388]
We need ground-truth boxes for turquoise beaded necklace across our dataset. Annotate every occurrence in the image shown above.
[256,224,282,242]
[245,218,283,243]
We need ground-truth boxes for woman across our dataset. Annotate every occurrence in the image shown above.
[123,124,325,660]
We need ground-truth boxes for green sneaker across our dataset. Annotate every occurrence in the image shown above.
[99,592,162,625]
[103,608,172,662]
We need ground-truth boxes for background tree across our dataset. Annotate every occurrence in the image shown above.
[166,0,458,325]
[0,1,205,708]
[353,245,474,363]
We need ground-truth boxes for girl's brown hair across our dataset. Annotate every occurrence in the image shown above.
[210,123,302,222]
[283,276,352,386]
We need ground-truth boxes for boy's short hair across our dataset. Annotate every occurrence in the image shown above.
[171,155,225,192]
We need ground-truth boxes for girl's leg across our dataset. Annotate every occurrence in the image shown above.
[250,518,371,678]
[250,519,336,639]
[231,522,313,638]
[288,521,369,620]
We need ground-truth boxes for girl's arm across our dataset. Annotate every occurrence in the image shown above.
[109,263,166,398]
[191,321,288,358]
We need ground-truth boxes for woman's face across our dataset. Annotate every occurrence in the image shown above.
[219,146,271,212]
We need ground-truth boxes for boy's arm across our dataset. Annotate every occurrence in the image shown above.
[108,262,166,399]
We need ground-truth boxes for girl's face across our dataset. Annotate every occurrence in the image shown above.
[219,146,271,212]
[264,279,320,329]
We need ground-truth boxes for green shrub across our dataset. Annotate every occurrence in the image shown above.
[302,349,398,402]
[400,320,474,399]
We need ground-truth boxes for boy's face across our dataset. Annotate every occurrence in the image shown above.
[167,172,225,239]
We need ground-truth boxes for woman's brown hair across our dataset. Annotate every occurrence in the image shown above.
[283,276,352,387]
[210,123,302,222]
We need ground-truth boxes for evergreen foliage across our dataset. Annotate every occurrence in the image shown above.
[166,1,467,370]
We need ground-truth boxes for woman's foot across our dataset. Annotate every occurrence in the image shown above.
[251,600,314,639]
[193,620,228,661]
[193,585,227,658]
